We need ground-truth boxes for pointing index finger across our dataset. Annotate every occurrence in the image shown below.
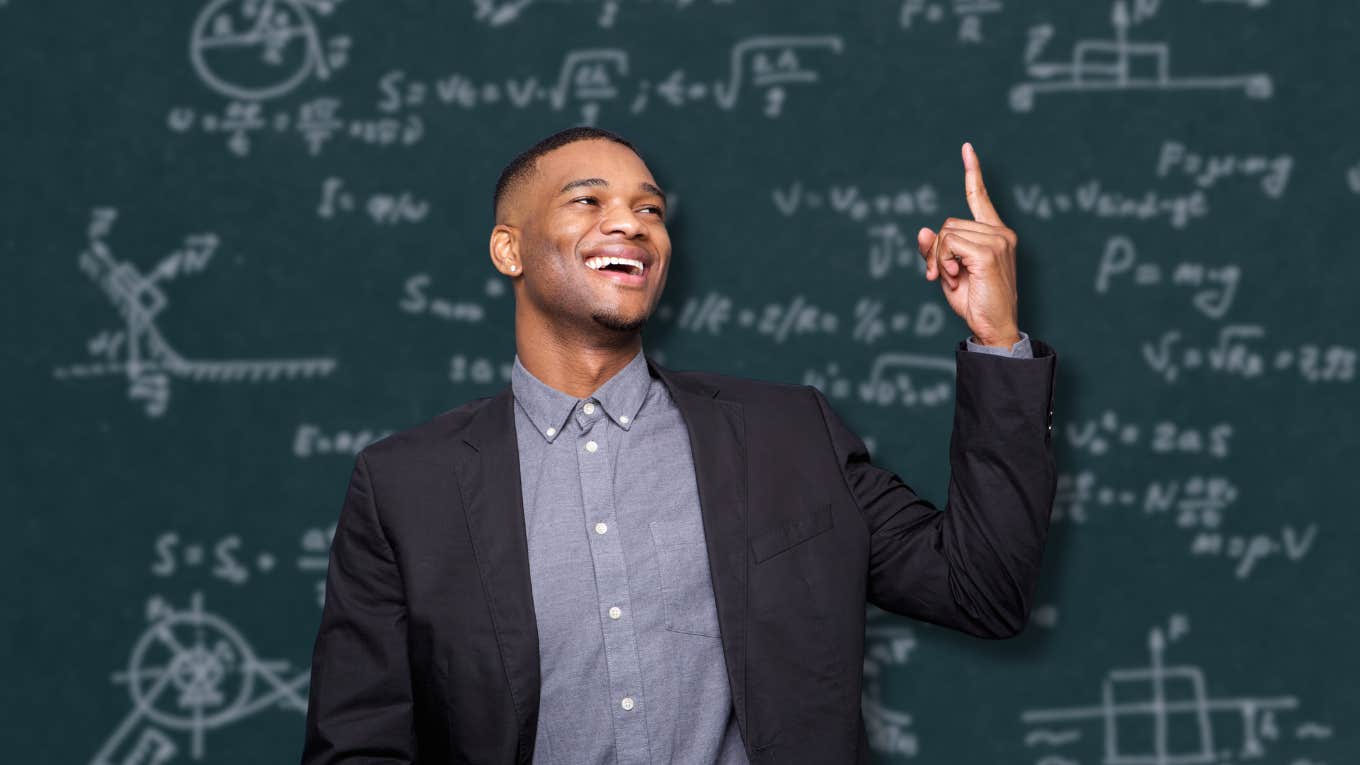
[963,141,1001,225]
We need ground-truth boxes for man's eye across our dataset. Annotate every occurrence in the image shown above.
[642,206,664,217]
[573,197,598,205]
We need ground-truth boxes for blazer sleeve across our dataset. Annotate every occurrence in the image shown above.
[812,339,1058,638]
[300,451,417,763]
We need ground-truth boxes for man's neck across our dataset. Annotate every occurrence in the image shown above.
[515,332,643,400]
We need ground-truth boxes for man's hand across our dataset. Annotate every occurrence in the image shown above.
[916,142,1021,348]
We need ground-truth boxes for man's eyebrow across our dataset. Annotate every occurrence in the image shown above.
[559,178,608,194]
[558,178,668,200]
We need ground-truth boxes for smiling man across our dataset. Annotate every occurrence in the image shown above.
[301,126,1059,764]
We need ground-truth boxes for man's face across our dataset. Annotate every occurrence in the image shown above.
[502,139,671,337]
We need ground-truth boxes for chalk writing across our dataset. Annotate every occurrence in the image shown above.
[1142,326,1356,384]
[1095,235,1241,319]
[1053,471,1319,578]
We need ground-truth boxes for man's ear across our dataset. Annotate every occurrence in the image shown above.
[489,224,521,276]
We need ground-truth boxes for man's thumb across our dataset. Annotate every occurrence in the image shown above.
[917,227,937,276]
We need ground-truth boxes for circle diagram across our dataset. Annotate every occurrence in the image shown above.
[190,0,326,101]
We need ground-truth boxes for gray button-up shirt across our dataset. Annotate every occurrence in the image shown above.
[509,333,1031,763]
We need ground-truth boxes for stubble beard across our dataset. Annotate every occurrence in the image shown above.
[591,308,648,333]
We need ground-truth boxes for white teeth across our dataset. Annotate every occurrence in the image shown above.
[585,256,644,276]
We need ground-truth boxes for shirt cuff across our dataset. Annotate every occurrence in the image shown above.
[965,330,1033,358]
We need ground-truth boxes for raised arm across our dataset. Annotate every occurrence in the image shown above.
[812,342,1057,638]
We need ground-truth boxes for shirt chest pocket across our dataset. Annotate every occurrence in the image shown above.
[649,516,723,638]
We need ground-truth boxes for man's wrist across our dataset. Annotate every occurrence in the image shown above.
[974,330,1022,348]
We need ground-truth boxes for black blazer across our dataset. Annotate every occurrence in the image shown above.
[301,339,1059,764]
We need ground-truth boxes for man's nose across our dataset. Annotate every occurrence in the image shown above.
[599,204,646,238]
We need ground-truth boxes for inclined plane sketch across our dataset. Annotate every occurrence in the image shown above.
[52,208,337,417]
[91,592,310,764]
[1019,620,1332,765]
[1008,0,1272,112]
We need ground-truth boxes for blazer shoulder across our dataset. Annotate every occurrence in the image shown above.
[356,390,502,468]
[664,365,818,412]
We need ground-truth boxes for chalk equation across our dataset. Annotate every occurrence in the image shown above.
[654,292,949,345]
[375,35,844,122]
[168,97,423,157]
[1009,0,1272,113]
[1063,410,1234,459]
[1095,236,1241,320]
[1155,141,1292,198]
[171,35,844,154]
[1014,141,1290,229]
[91,592,311,765]
[317,177,429,225]
[1053,471,1318,579]
[771,181,943,280]
[150,525,335,604]
[398,272,510,325]
[804,353,956,409]
[1021,614,1331,765]
[293,423,392,458]
[449,353,514,386]
[51,208,337,418]
[898,0,1003,43]
[772,181,941,224]
[1012,180,1208,228]
[1142,325,1356,384]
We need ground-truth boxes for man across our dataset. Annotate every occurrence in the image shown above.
[301,126,1057,764]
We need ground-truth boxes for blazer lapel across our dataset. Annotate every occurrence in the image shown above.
[647,355,751,742]
[456,386,540,763]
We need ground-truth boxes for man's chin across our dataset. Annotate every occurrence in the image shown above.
[591,310,648,334]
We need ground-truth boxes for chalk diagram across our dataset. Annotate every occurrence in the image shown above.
[708,36,843,114]
[861,606,920,758]
[1020,621,1331,765]
[91,592,310,764]
[1008,0,1272,112]
[52,208,337,418]
[190,0,350,101]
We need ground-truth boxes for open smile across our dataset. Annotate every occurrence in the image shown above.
[582,248,650,287]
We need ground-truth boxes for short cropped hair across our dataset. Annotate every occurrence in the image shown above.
[492,126,644,220]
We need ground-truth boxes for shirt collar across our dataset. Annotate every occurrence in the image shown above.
[511,347,652,443]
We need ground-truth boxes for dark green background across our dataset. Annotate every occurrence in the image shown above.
[4,1,1356,762]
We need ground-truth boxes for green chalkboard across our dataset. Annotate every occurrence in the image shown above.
[4,0,1357,762]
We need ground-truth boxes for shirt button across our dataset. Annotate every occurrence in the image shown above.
[594,522,608,535]
[619,415,629,424]
[620,697,634,711]
[586,440,598,453]
[583,402,596,414]
[608,606,622,620]
[546,427,556,437]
